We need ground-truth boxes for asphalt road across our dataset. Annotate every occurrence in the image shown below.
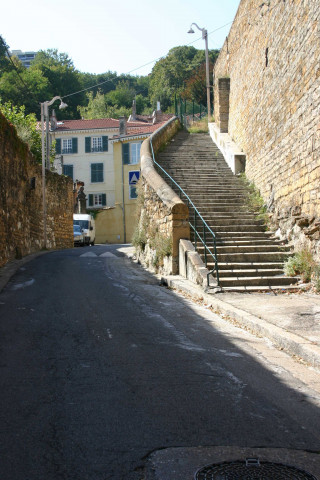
[1,244,320,480]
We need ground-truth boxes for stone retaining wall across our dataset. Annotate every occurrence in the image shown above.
[0,112,73,267]
[213,0,320,258]
[136,118,190,274]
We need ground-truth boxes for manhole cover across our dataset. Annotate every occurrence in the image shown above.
[195,457,317,479]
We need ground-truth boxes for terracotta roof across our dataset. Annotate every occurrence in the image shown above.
[54,118,120,131]
[111,120,169,141]
[40,113,175,135]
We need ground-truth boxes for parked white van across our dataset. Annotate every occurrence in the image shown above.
[73,214,96,246]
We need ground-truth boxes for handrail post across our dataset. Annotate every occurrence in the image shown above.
[203,224,207,266]
[194,209,197,251]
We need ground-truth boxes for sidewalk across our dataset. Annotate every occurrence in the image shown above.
[162,275,320,371]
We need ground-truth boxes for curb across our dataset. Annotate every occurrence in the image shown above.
[0,251,50,294]
[163,275,320,370]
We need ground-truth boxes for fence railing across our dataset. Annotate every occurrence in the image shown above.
[174,95,207,128]
[150,137,220,287]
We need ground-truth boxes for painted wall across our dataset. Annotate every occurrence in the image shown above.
[93,139,142,244]
[53,128,117,208]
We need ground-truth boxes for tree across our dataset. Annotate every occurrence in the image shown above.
[149,46,219,111]
[0,35,13,74]
[0,61,49,118]
[0,100,42,162]
[29,49,85,120]
[78,91,108,119]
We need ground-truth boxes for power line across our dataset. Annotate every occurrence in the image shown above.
[0,35,39,103]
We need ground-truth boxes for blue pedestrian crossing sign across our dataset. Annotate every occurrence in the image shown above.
[129,171,140,185]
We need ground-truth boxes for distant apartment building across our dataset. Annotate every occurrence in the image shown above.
[11,50,37,68]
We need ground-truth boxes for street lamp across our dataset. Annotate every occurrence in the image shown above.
[188,23,211,121]
[40,96,67,248]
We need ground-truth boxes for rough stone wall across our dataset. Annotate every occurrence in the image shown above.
[136,118,190,275]
[0,112,73,267]
[213,0,320,258]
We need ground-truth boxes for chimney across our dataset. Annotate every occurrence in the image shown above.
[50,109,58,131]
[119,116,127,135]
[131,99,137,121]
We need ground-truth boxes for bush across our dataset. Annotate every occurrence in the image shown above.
[284,249,320,289]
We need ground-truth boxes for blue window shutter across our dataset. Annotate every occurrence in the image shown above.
[85,137,91,153]
[62,165,73,179]
[102,193,106,206]
[88,194,93,206]
[72,138,78,154]
[56,138,61,154]
[102,136,108,152]
[91,163,104,182]
[122,143,130,164]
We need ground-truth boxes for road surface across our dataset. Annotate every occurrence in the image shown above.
[0,244,320,479]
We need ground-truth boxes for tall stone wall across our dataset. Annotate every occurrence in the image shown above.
[0,112,73,268]
[213,0,320,257]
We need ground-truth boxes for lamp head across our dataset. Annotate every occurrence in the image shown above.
[59,101,68,110]
[188,27,195,34]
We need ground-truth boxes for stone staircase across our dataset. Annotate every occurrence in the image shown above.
[155,130,299,291]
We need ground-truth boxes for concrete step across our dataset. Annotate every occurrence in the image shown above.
[217,268,285,277]
[210,244,291,254]
[217,276,299,288]
[216,262,286,270]
[211,251,292,263]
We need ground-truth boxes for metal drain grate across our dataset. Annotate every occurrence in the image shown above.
[195,457,318,479]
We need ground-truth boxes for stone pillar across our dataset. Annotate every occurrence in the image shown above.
[218,77,230,133]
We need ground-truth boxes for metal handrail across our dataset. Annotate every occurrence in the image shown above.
[150,140,219,287]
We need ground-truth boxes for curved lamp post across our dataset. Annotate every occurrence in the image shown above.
[188,23,211,120]
[40,96,67,248]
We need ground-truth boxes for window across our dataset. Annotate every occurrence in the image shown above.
[56,138,78,155]
[62,164,73,179]
[122,142,141,165]
[129,185,138,199]
[131,143,141,164]
[85,136,108,153]
[88,193,106,207]
[92,137,102,152]
[91,163,104,182]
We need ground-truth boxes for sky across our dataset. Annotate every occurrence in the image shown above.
[2,0,241,77]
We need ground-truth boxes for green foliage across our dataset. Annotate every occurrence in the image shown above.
[0,35,13,73]
[284,249,319,285]
[132,224,147,251]
[149,46,219,111]
[238,173,269,226]
[0,100,42,162]
[188,117,210,133]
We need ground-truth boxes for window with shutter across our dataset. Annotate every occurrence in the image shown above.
[102,136,108,152]
[85,137,91,153]
[130,143,141,164]
[91,163,104,182]
[92,137,103,152]
[72,137,78,154]
[62,164,73,179]
[122,143,130,164]
[56,138,61,154]
[88,193,107,207]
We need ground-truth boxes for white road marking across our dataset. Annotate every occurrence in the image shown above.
[11,279,35,290]
[80,252,97,257]
[100,252,117,258]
